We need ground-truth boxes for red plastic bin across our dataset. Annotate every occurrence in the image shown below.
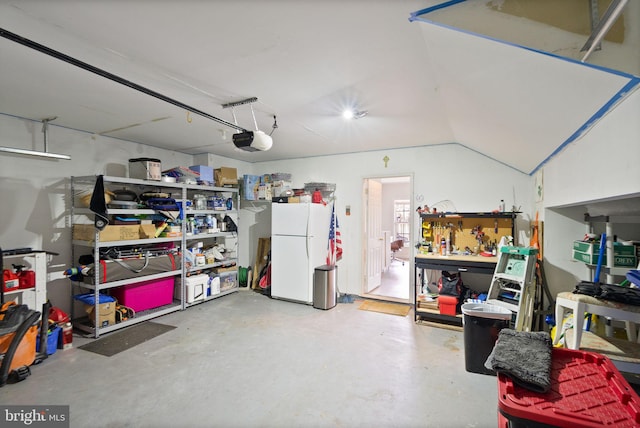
[498,347,640,427]
[110,276,175,313]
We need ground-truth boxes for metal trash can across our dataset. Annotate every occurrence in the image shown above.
[313,265,337,310]
[461,303,512,375]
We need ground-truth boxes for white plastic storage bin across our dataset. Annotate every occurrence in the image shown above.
[176,274,208,303]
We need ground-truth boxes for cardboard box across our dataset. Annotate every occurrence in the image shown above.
[572,240,636,256]
[258,183,272,200]
[73,224,140,242]
[212,266,237,274]
[86,302,116,328]
[139,224,157,239]
[572,240,637,266]
[572,250,637,267]
[189,165,214,183]
[214,167,238,187]
[270,196,301,203]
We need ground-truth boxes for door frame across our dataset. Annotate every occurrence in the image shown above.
[362,174,414,303]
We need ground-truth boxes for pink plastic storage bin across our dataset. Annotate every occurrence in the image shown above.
[111,276,175,313]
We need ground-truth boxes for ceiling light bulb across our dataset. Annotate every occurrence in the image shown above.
[342,109,355,120]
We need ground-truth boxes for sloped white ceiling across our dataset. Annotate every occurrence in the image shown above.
[0,0,638,174]
[417,0,640,76]
[414,20,635,173]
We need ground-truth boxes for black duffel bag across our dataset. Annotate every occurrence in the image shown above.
[574,281,640,306]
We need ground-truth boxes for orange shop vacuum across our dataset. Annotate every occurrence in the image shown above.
[0,247,42,386]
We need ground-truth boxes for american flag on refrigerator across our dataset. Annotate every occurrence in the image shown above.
[327,204,343,266]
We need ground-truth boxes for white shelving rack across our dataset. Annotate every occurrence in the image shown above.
[583,214,640,283]
[2,251,48,315]
[181,182,240,307]
[580,214,640,338]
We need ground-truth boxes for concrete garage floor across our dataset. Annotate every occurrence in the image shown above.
[1,290,499,428]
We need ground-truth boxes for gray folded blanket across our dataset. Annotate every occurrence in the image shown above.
[484,328,552,393]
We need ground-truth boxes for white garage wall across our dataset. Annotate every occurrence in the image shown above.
[0,114,251,313]
[541,89,640,298]
[6,83,636,317]
[253,144,533,296]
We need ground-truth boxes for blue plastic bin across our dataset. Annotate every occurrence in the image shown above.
[36,326,61,355]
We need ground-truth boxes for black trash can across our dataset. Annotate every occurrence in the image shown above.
[313,265,337,310]
[461,303,512,375]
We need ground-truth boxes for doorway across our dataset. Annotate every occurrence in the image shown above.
[362,175,412,303]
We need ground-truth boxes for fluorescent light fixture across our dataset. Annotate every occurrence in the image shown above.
[0,117,71,160]
[0,146,71,160]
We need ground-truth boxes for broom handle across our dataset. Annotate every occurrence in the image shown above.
[595,233,607,283]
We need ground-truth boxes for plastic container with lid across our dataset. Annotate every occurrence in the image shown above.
[193,194,207,210]
[498,348,640,427]
[461,303,512,319]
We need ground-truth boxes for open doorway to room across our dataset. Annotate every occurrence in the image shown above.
[362,175,412,303]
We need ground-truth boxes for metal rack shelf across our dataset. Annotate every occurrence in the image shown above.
[70,175,240,338]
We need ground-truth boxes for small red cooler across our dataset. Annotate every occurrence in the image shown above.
[498,347,640,427]
[438,295,458,316]
[110,277,175,313]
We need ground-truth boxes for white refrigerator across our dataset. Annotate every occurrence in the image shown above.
[271,203,332,304]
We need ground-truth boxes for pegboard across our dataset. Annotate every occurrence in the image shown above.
[421,214,516,253]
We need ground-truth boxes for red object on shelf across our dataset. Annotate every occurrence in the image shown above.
[2,269,19,291]
[498,348,640,428]
[438,295,458,316]
[18,269,35,289]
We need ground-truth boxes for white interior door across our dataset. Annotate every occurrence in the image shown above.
[365,179,383,293]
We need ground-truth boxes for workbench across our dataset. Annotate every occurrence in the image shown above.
[414,254,498,326]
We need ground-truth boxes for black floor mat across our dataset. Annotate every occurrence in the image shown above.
[78,321,176,357]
